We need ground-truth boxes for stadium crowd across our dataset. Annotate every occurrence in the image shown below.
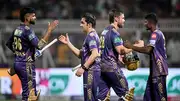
[0,0,179,19]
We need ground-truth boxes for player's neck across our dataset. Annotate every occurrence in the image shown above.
[151,25,158,32]
[111,23,118,30]
[23,21,30,26]
[87,28,95,34]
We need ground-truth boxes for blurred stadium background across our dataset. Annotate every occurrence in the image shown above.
[0,0,180,101]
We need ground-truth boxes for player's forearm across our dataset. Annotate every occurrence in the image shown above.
[83,49,99,69]
[124,48,132,54]
[67,42,81,58]
[131,46,152,54]
[37,29,53,50]
[41,29,52,42]
[117,46,132,55]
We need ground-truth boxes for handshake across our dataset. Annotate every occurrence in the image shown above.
[134,40,144,47]
[124,40,144,49]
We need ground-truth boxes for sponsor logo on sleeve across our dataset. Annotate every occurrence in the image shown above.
[150,40,156,45]
[89,40,96,46]
[151,33,157,39]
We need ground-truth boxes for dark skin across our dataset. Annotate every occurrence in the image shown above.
[124,19,157,54]
[124,42,153,54]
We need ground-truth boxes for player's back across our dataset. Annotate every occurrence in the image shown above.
[8,24,37,62]
[149,29,168,77]
[100,25,121,62]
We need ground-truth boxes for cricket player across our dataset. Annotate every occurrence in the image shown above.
[59,13,101,101]
[6,7,59,101]
[124,13,168,101]
[98,9,136,101]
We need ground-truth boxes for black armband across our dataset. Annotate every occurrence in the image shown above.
[82,65,88,71]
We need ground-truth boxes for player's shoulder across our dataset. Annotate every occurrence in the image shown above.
[154,29,163,34]
[101,29,108,35]
[24,26,30,30]
[88,30,98,37]
[112,28,119,35]
[152,29,163,37]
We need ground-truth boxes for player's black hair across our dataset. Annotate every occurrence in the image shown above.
[20,7,35,22]
[144,13,158,24]
[82,13,96,28]
[109,9,124,24]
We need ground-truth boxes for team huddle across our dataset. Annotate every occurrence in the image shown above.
[6,7,168,101]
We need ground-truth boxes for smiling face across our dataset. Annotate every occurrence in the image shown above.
[80,17,89,33]
[116,13,125,28]
[144,19,152,30]
[25,13,36,25]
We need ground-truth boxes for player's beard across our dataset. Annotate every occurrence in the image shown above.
[146,26,151,30]
[117,23,123,28]
[30,20,36,25]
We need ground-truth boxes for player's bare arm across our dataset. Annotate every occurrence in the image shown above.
[75,48,99,77]
[115,45,132,55]
[84,48,99,69]
[59,33,81,58]
[38,20,59,49]
[124,40,153,54]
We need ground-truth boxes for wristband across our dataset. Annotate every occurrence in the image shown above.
[82,65,88,71]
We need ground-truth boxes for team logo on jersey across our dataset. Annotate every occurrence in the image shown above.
[101,30,108,35]
[150,40,156,45]
[89,32,95,36]
[151,33,157,39]
[89,40,96,46]
[114,37,122,43]
[28,33,35,41]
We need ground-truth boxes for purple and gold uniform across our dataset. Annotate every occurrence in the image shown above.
[6,24,46,101]
[81,31,101,101]
[144,29,168,101]
[98,25,129,101]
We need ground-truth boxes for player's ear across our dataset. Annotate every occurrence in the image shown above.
[114,17,118,22]
[89,23,92,28]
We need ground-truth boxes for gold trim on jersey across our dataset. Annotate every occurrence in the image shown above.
[38,39,47,49]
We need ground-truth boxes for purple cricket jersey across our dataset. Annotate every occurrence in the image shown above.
[5,23,45,100]
[81,31,100,71]
[81,30,101,101]
[148,29,168,77]
[6,23,41,62]
[100,25,123,62]
[98,25,129,100]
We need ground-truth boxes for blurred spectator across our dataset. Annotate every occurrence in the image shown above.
[0,0,178,19]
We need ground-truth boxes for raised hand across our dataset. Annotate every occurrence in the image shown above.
[48,20,59,31]
[59,33,70,45]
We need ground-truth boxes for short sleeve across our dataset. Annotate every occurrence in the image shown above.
[26,29,39,48]
[148,32,159,47]
[86,33,98,50]
[112,32,123,47]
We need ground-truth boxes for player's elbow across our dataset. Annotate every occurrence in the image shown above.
[91,49,99,58]
[77,50,82,59]
[146,46,153,54]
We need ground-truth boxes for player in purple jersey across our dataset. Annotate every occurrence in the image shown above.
[6,7,59,101]
[124,13,168,101]
[59,13,101,101]
[98,9,138,101]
